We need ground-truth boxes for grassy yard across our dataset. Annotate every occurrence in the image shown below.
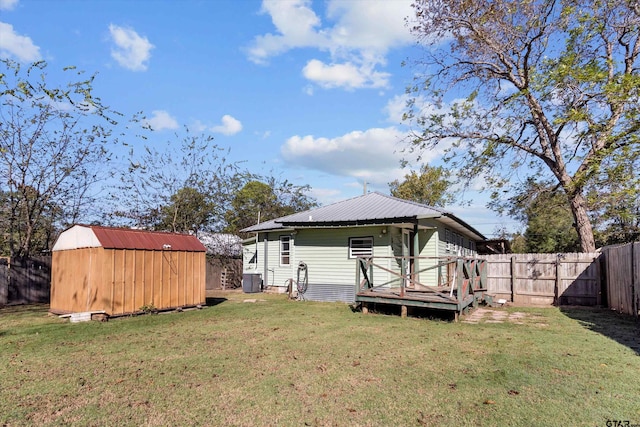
[1,292,639,427]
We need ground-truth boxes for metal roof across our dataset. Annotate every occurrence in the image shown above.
[278,192,445,223]
[241,192,486,240]
[53,225,207,252]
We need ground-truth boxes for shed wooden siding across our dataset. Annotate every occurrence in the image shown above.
[51,247,205,316]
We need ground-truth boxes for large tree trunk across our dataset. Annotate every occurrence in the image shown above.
[569,193,596,253]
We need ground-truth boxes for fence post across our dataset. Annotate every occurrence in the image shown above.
[0,258,8,306]
[510,256,516,303]
[633,243,637,318]
[555,255,561,306]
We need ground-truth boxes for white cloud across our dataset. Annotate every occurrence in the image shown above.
[302,59,390,90]
[281,127,426,185]
[384,93,412,124]
[145,110,179,131]
[325,0,414,53]
[0,22,41,62]
[211,115,243,136]
[248,0,328,63]
[248,0,413,90]
[255,130,271,139]
[108,24,154,71]
[0,0,18,11]
[309,187,343,205]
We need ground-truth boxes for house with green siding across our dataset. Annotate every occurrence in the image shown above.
[241,192,486,303]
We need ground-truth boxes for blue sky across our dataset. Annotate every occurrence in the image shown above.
[0,0,520,237]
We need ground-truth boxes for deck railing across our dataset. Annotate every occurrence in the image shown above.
[356,256,488,303]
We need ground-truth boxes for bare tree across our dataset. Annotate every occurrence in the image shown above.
[0,60,122,257]
[405,0,640,252]
[112,130,246,234]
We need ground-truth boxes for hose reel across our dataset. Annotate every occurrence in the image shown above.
[296,261,308,295]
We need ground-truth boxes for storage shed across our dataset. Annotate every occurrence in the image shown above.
[50,225,206,317]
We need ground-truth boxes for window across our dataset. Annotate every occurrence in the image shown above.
[445,229,451,252]
[349,237,373,258]
[280,236,290,265]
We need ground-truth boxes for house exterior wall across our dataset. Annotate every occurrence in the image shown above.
[51,248,205,316]
[240,221,481,303]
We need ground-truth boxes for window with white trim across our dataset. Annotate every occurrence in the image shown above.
[349,237,373,258]
[445,229,451,252]
[280,236,291,265]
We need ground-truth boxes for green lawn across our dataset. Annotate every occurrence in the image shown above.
[1,292,639,426]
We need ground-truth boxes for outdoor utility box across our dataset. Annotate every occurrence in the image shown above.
[242,273,262,293]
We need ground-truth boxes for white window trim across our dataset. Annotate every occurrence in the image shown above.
[280,235,291,266]
[349,236,373,259]
[445,229,451,252]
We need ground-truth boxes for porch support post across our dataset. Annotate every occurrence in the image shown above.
[413,224,420,285]
[263,233,268,289]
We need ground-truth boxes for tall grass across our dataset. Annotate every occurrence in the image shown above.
[1,293,639,426]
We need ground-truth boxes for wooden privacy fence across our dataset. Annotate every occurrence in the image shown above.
[0,256,52,306]
[481,253,601,306]
[601,242,639,317]
[205,257,242,290]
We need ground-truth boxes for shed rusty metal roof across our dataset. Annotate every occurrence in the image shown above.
[90,226,206,251]
[53,225,207,252]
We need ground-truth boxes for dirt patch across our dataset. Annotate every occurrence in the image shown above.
[462,308,543,325]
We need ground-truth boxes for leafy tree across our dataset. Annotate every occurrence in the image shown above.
[523,193,581,253]
[405,0,640,252]
[156,187,215,234]
[509,232,527,254]
[225,178,317,237]
[501,179,580,253]
[0,60,122,257]
[112,130,245,234]
[587,154,640,246]
[389,164,454,207]
[0,188,60,256]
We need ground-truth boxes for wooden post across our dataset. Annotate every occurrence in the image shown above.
[456,258,463,299]
[480,259,487,290]
[555,255,561,306]
[413,225,420,285]
[362,303,369,314]
[400,255,406,297]
[510,256,517,303]
[632,243,637,318]
[355,259,361,292]
[401,305,407,318]
[0,257,9,306]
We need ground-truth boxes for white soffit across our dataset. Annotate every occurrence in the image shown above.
[52,225,102,251]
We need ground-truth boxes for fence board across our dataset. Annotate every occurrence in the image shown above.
[603,242,639,317]
[482,253,600,306]
[205,257,242,290]
[0,256,51,306]
[0,257,9,305]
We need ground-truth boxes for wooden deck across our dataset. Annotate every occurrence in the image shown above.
[354,256,491,319]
